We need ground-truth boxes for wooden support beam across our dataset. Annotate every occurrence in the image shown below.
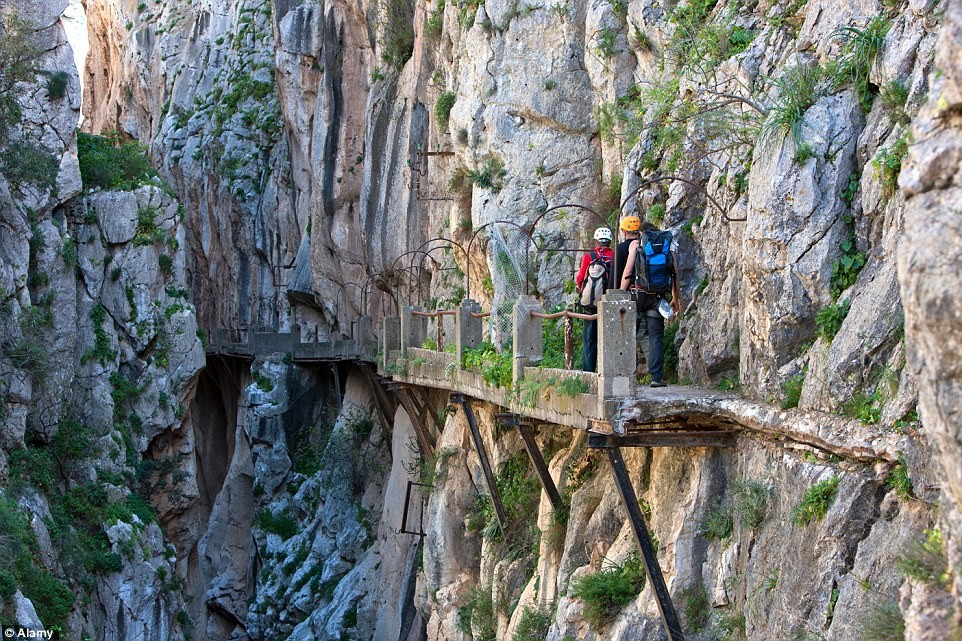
[396,388,436,457]
[451,393,506,533]
[516,424,562,510]
[605,447,686,641]
[358,364,398,423]
[589,431,737,449]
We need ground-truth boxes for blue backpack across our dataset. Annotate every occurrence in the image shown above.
[635,230,674,294]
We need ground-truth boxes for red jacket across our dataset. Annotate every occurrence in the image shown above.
[575,246,614,289]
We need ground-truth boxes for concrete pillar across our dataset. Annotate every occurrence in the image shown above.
[401,306,427,355]
[382,317,401,358]
[354,315,373,343]
[456,299,484,369]
[598,289,636,400]
[512,295,543,385]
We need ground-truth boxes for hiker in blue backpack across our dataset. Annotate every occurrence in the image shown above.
[576,227,614,372]
[619,218,682,387]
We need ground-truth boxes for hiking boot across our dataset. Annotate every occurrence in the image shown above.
[650,380,667,388]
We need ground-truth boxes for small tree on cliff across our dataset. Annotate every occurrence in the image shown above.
[0,13,41,142]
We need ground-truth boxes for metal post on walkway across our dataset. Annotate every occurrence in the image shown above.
[605,447,685,641]
[451,393,506,532]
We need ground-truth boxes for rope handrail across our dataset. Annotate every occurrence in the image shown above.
[530,309,598,321]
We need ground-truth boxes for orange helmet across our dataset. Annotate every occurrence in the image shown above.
[620,215,641,232]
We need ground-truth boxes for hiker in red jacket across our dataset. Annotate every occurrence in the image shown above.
[575,227,614,372]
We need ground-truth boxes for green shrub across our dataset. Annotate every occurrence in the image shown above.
[83,302,117,364]
[595,27,618,58]
[895,529,949,586]
[731,479,768,528]
[556,377,590,397]
[462,341,512,388]
[761,65,822,150]
[861,600,904,641]
[426,0,445,35]
[718,609,746,640]
[702,501,734,540]
[467,154,507,192]
[880,80,909,124]
[830,238,866,300]
[46,70,70,99]
[435,90,456,130]
[77,131,157,191]
[680,585,710,632]
[843,390,882,424]
[872,134,908,203]
[253,508,298,539]
[830,16,890,111]
[781,373,804,409]
[887,454,913,500]
[1,141,58,191]
[458,585,496,641]
[815,299,850,341]
[158,253,174,277]
[792,475,840,526]
[378,0,415,70]
[251,369,274,392]
[571,553,646,627]
[512,604,552,641]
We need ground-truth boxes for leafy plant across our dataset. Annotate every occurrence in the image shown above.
[0,13,42,139]
[887,454,913,500]
[512,604,552,641]
[571,553,646,627]
[467,154,507,192]
[718,608,746,641]
[253,508,297,539]
[378,0,415,70]
[702,501,733,540]
[872,134,908,202]
[435,90,456,131]
[781,373,804,409]
[556,377,590,397]
[251,369,274,393]
[861,600,904,641]
[595,27,618,58]
[681,584,710,632]
[458,585,496,641]
[792,475,840,526]
[815,299,850,341]
[895,529,949,586]
[426,0,445,36]
[1,141,58,191]
[843,390,882,424]
[77,131,157,191]
[830,16,891,111]
[830,238,866,300]
[880,80,909,124]
[731,479,768,528]
[761,65,823,150]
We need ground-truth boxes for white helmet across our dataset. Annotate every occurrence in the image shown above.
[594,227,613,242]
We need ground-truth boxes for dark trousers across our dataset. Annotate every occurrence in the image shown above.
[634,293,665,382]
[582,315,598,372]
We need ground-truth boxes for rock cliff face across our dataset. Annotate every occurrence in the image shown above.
[1,0,961,638]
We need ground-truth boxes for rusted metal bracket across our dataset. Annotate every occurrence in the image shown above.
[605,447,686,641]
[451,393,506,533]
[396,480,433,537]
[411,148,456,201]
[495,413,562,510]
